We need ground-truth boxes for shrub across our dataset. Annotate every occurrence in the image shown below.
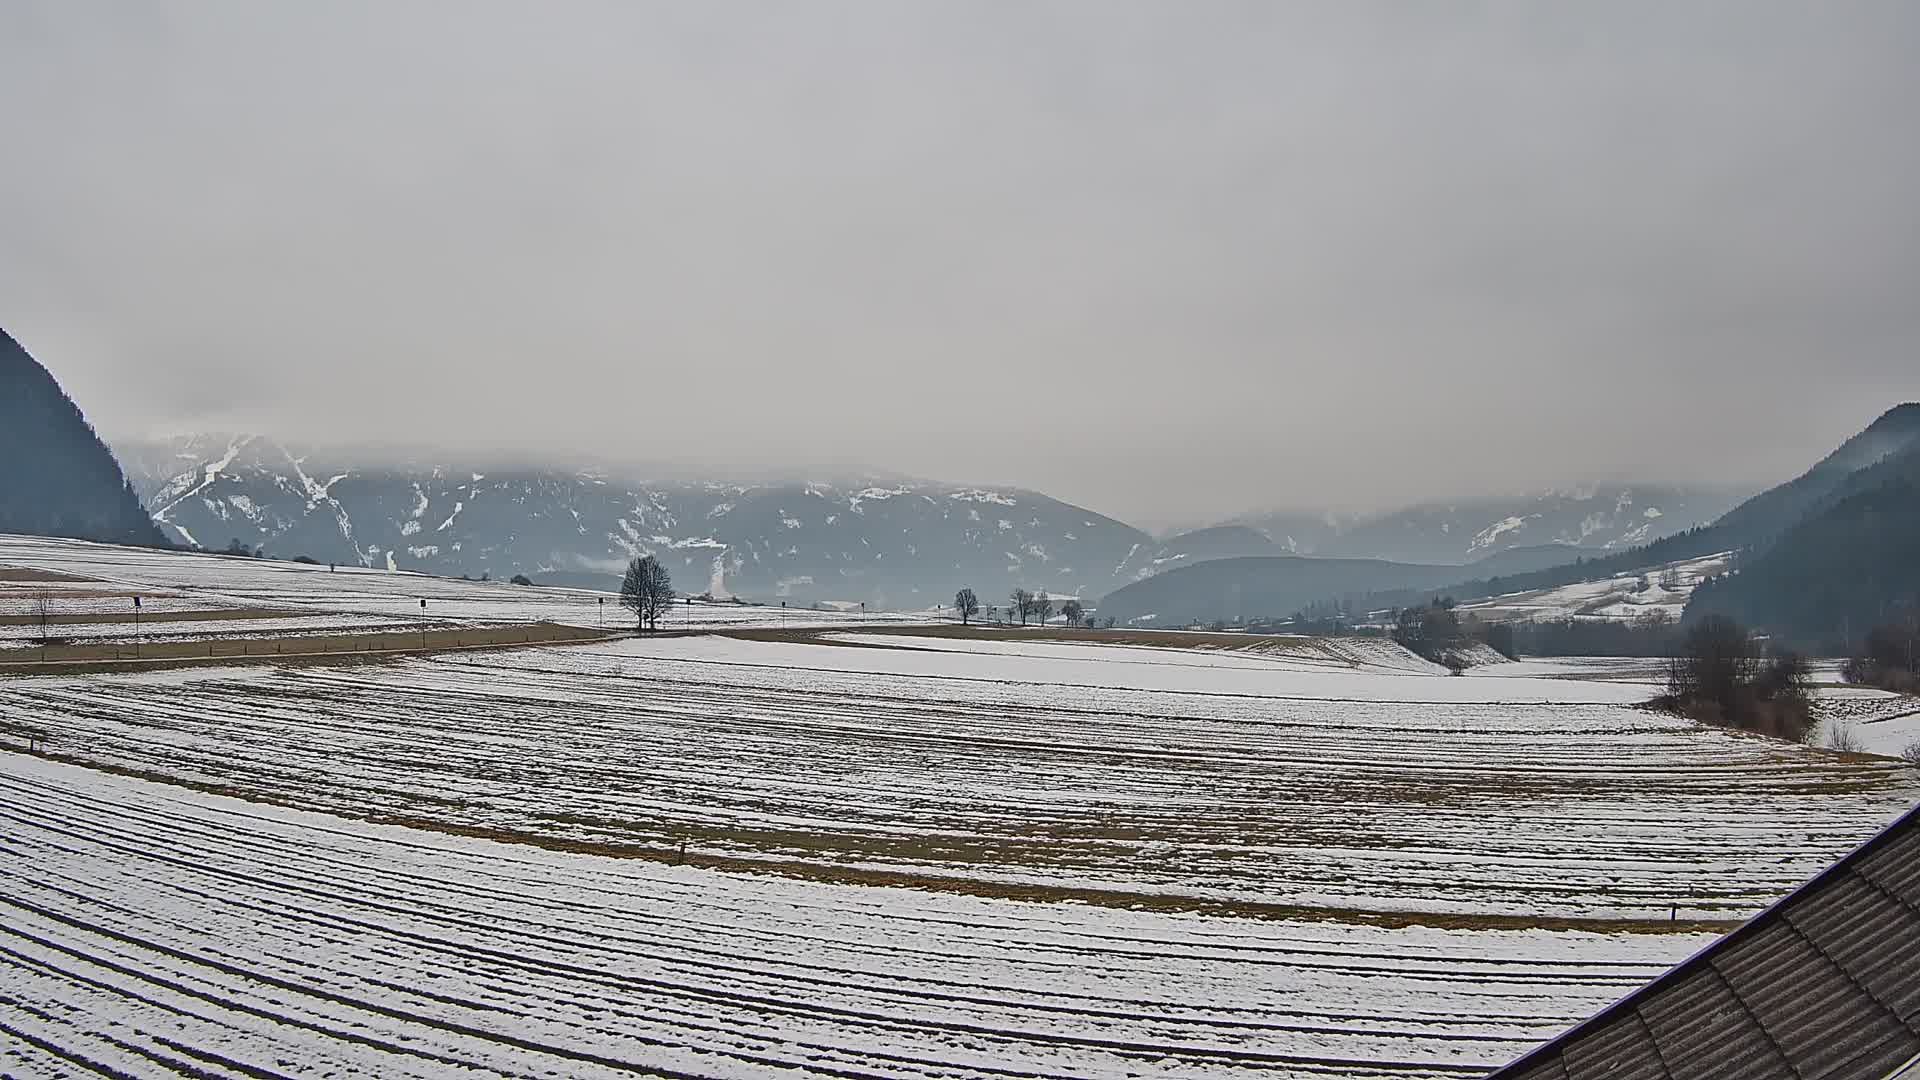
[1655,616,1811,741]
[1754,652,1811,702]
[510,574,534,586]
[1843,610,1920,693]
[1392,599,1464,663]
[1900,742,1920,765]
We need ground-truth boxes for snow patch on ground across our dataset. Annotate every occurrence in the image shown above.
[948,489,1018,506]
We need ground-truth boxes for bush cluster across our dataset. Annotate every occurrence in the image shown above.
[1653,615,1812,741]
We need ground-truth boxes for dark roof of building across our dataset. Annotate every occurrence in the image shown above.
[1488,802,1920,1080]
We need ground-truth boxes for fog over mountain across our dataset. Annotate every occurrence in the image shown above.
[4,2,1918,528]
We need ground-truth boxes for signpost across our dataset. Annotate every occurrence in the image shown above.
[133,595,142,659]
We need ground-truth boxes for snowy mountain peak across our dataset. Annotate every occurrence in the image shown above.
[114,435,1149,607]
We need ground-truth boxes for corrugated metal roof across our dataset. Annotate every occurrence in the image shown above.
[1488,802,1920,1080]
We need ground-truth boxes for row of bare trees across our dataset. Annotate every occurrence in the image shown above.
[953,587,1087,627]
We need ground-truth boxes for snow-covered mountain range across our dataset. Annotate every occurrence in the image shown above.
[114,435,1150,607]
[114,435,1745,610]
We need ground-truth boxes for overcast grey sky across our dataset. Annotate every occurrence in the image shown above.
[2,2,1916,528]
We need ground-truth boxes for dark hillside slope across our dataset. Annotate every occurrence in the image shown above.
[1707,402,1920,550]
[1110,525,1283,580]
[1686,441,1920,648]
[1465,544,1595,578]
[0,328,165,547]
[1095,555,1466,625]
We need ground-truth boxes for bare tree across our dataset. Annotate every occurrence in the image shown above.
[1033,591,1054,625]
[1009,588,1033,626]
[1666,615,1757,707]
[1061,599,1084,626]
[954,588,979,625]
[620,556,674,632]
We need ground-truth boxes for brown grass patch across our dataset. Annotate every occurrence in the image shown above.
[729,623,1325,655]
[0,621,612,675]
[0,607,296,627]
[0,568,97,583]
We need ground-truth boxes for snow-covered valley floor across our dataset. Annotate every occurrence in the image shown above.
[0,753,1706,1079]
[3,537,1918,1078]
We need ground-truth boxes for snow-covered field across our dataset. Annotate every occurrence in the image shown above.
[1480,656,1920,757]
[0,534,933,631]
[1813,692,1920,759]
[0,753,1708,1079]
[5,633,1913,925]
[4,539,1918,1078]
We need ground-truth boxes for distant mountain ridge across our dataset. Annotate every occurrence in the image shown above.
[115,434,1152,607]
[1226,484,1748,565]
[116,430,1773,616]
[1103,404,1920,635]
[0,328,166,548]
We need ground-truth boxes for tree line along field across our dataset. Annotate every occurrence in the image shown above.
[2,536,1919,1077]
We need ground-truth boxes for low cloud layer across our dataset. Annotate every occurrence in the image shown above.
[3,2,1916,528]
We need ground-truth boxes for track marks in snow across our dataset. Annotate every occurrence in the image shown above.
[0,755,1703,1079]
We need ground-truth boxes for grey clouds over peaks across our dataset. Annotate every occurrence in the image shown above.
[2,1,1917,529]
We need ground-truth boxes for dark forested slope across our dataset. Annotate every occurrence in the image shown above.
[0,328,166,547]
[1687,440,1920,648]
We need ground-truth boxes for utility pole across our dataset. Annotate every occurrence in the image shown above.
[419,598,427,651]
[598,596,605,629]
[133,594,142,659]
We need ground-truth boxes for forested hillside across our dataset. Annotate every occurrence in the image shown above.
[1687,441,1920,649]
[0,329,166,547]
